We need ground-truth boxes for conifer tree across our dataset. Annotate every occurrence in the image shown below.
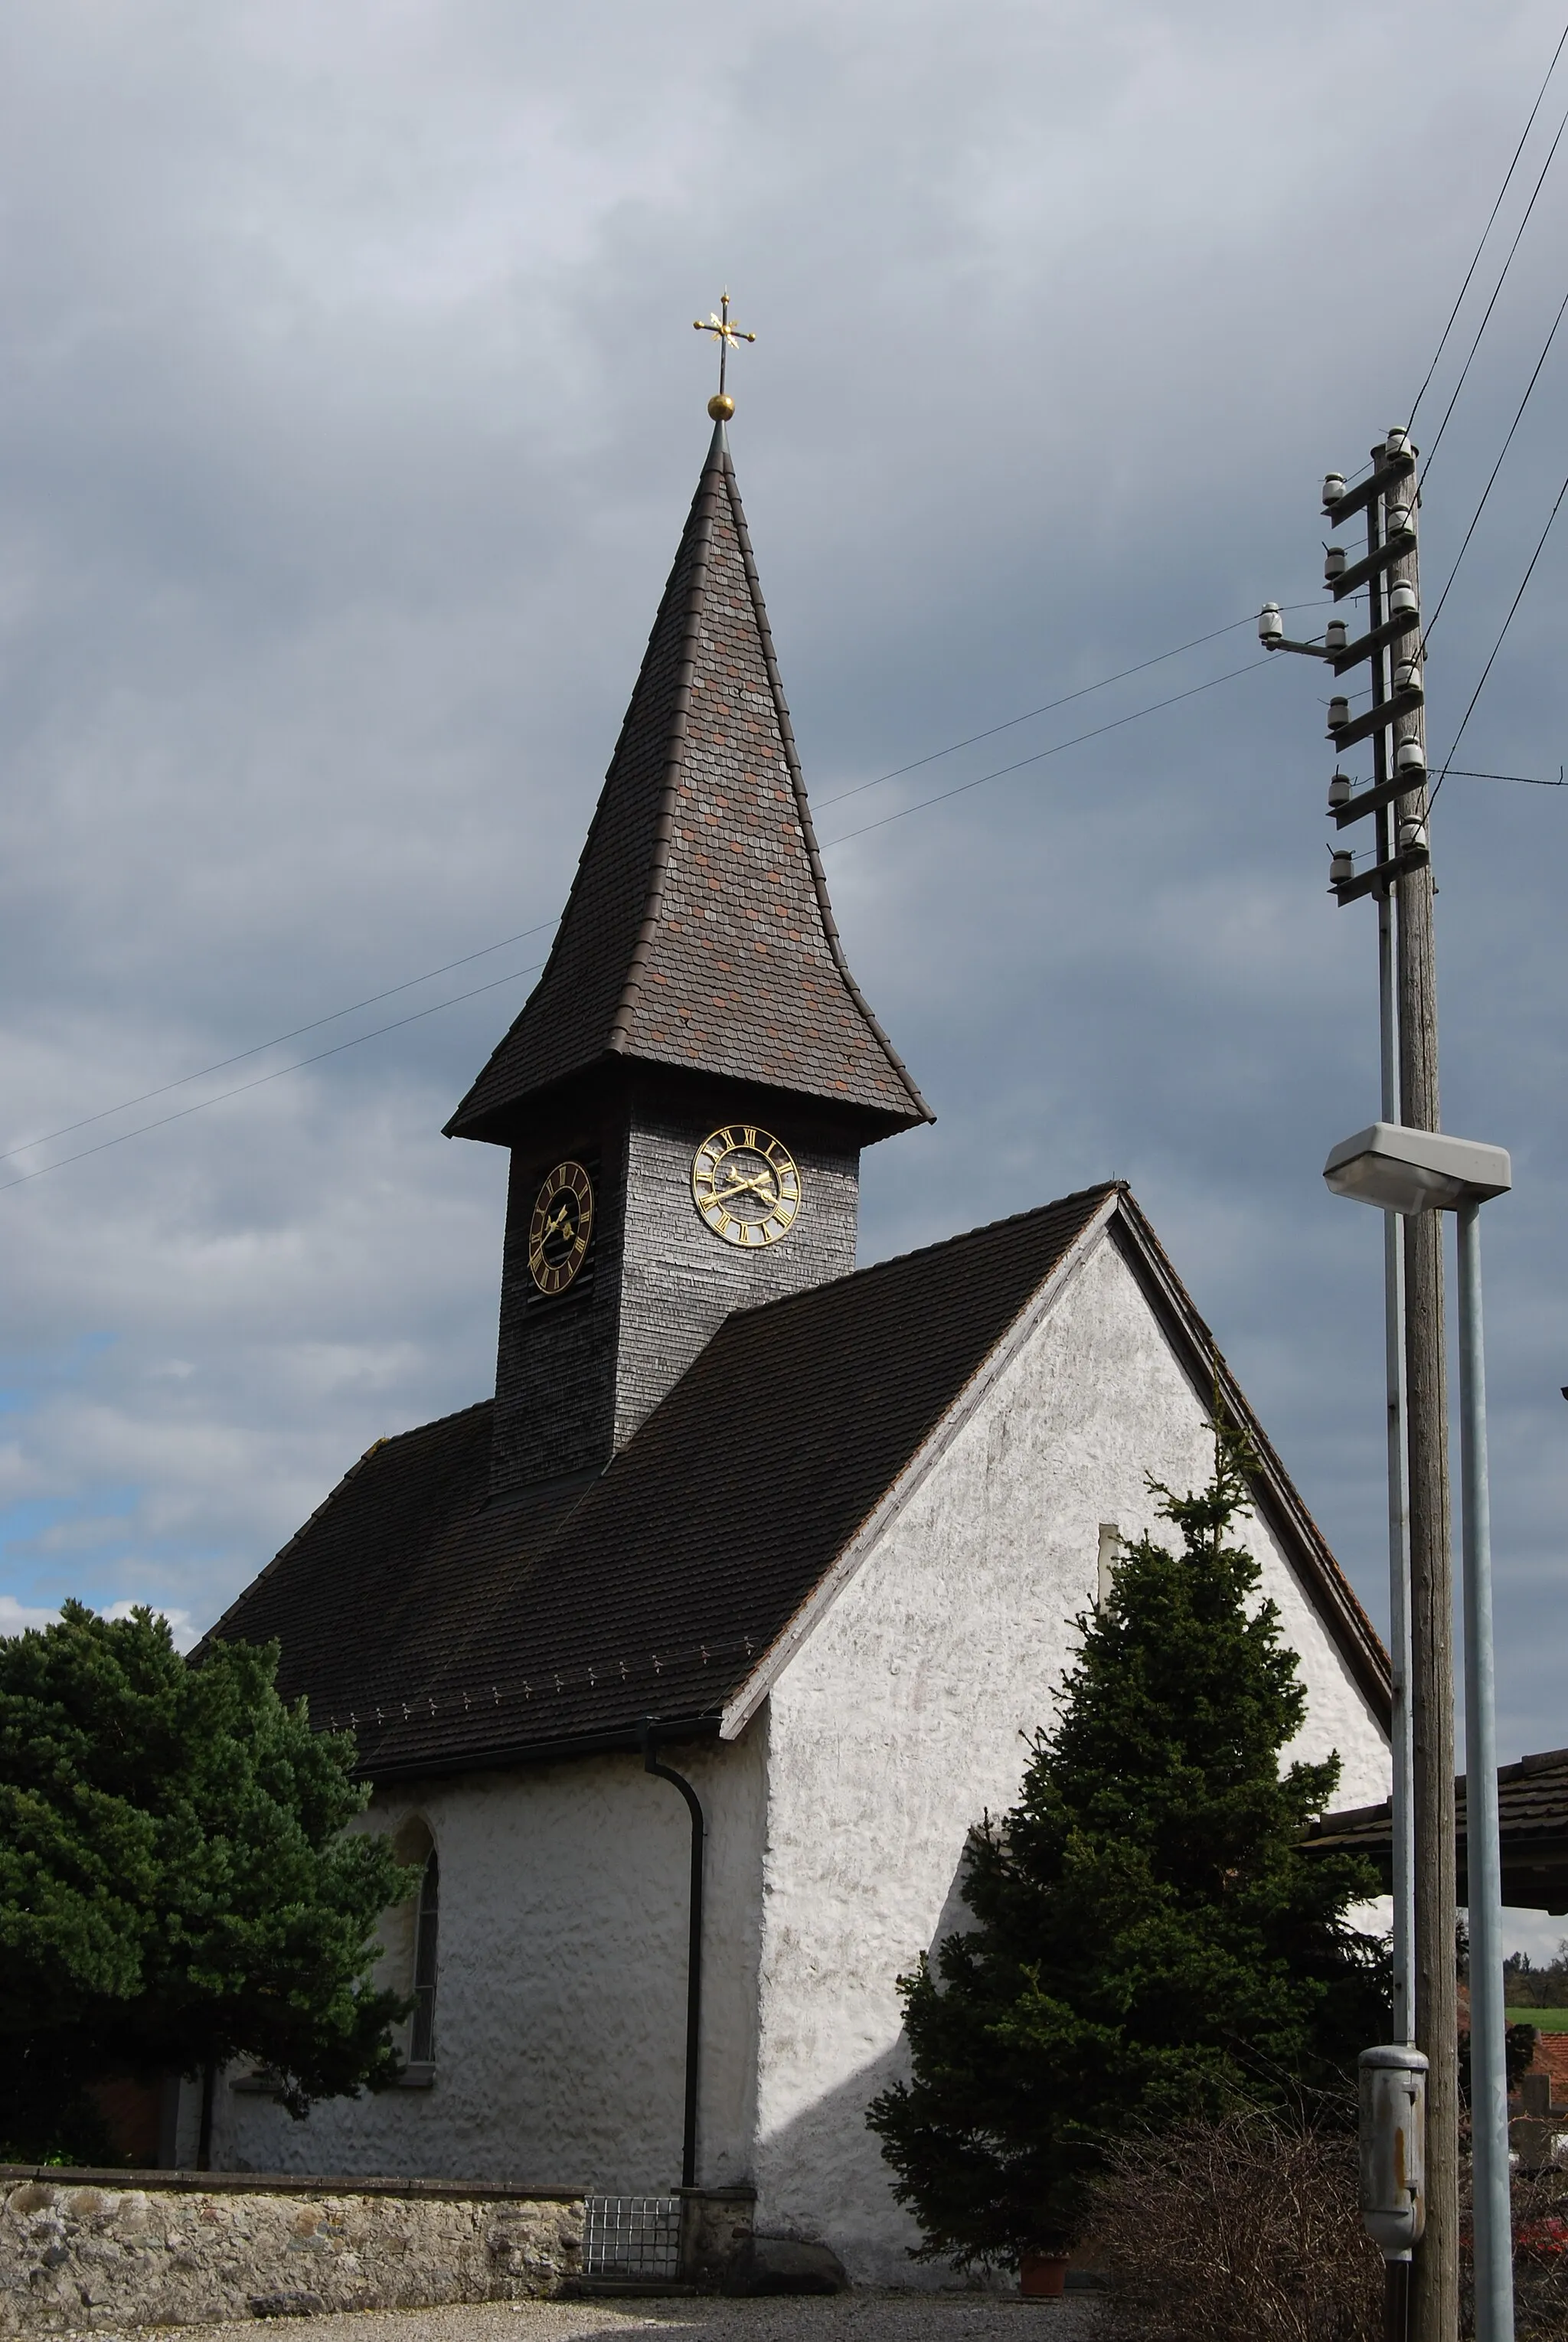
[0,1602,412,2161]
[867,1429,1387,2266]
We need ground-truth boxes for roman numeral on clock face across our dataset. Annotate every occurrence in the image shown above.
[528,1159,595,1295]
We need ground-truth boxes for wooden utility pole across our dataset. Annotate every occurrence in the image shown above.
[1387,445,1460,2342]
[1282,427,1458,2342]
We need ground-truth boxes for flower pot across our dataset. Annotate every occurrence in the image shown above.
[1019,2251,1070,2298]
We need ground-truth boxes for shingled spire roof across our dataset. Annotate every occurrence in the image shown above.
[446,423,929,1142]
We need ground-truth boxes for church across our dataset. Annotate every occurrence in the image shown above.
[195,394,1393,2283]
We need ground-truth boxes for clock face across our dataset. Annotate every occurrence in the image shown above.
[691,1125,802,1248]
[528,1160,594,1295]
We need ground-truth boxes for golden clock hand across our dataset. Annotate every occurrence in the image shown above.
[707,1172,779,1208]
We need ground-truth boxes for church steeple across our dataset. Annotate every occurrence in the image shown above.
[458,405,929,1499]
[446,422,929,1145]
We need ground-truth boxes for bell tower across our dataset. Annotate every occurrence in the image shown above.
[446,374,929,1498]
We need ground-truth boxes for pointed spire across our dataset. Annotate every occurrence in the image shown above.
[447,426,929,1142]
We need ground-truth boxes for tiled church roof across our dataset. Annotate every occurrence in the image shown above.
[446,423,929,1143]
[204,1184,1389,1780]
[207,1187,1114,1772]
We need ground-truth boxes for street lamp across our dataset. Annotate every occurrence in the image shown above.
[1325,1122,1515,2342]
[1324,1125,1511,1213]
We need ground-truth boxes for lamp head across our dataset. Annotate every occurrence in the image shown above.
[1324,1122,1511,1213]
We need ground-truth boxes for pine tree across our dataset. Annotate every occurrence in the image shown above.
[0,1602,413,2161]
[867,1429,1388,2266]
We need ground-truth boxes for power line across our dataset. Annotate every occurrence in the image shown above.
[815,606,1315,812]
[1422,278,1568,650]
[5,647,1283,1191]
[1420,97,1568,482]
[1447,766,1566,786]
[4,612,1561,1195]
[1429,466,1568,808]
[820,655,1274,848]
[1409,16,1568,430]
[8,571,1557,1193]
[0,959,547,1194]
[9,607,1318,1171]
[0,919,559,1167]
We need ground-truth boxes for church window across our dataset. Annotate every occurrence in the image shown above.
[409,1849,439,2063]
[1096,1522,1123,1610]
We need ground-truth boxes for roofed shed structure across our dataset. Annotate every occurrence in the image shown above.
[1307,1746,1568,1914]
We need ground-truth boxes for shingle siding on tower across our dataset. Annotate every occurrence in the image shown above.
[485,1076,864,1494]
[611,1096,861,1453]
[490,1116,628,1492]
[446,428,927,1144]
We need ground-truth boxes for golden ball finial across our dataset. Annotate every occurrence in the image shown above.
[707,391,735,422]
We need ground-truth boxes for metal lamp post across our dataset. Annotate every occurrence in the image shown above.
[1325,1123,1515,2342]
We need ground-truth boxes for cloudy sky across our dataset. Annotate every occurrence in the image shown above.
[2,2,1566,1934]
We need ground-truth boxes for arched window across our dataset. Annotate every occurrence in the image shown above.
[409,1849,439,2065]
[386,1815,439,2076]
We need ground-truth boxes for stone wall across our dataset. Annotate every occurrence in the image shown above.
[0,2171,583,2334]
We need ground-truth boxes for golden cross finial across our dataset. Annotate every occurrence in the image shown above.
[692,289,756,421]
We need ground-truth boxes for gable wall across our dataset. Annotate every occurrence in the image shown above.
[209,1730,769,2195]
[746,1228,1390,2282]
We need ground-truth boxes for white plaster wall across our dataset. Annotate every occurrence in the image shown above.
[211,1729,767,2193]
[748,1228,1391,2282]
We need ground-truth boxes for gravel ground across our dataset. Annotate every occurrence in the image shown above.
[79,2295,1102,2342]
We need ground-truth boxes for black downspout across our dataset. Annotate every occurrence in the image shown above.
[197,2056,216,2171]
[642,1724,706,2190]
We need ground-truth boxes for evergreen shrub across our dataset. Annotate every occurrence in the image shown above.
[867,1429,1388,2264]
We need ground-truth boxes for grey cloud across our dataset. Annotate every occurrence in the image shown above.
[2,0,1566,1779]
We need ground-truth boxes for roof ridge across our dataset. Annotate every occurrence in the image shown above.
[193,1399,495,1661]
[368,1396,495,1449]
[722,1179,1125,1327]
[1106,1188,1390,1715]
